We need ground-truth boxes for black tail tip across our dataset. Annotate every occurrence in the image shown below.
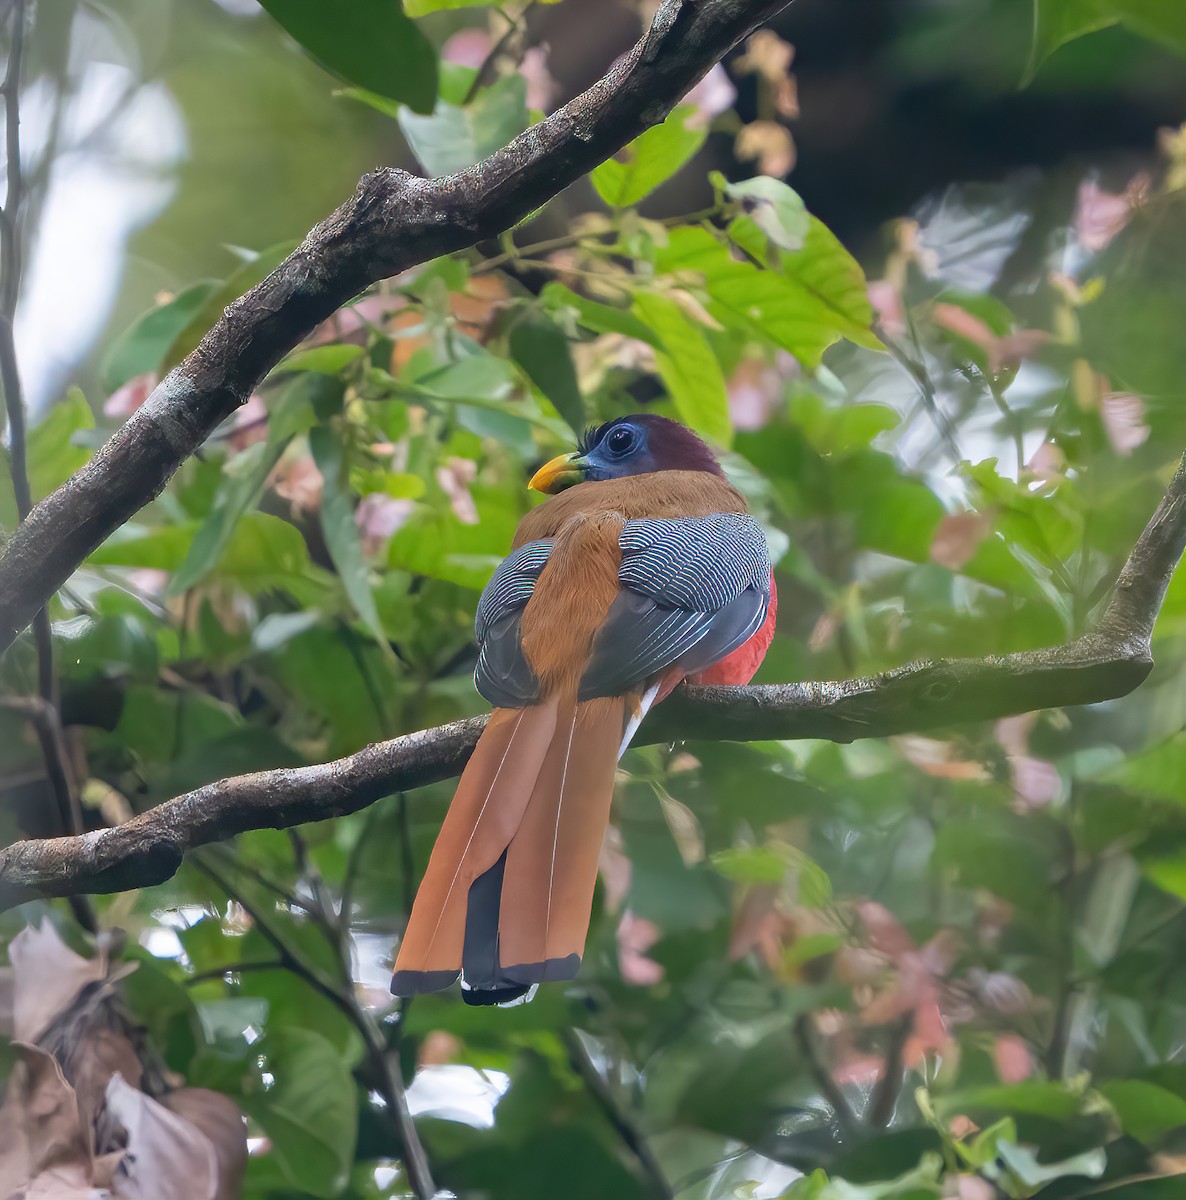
[390,968,460,997]
[461,980,538,1007]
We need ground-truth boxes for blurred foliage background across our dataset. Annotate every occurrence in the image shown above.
[2,1,1186,1198]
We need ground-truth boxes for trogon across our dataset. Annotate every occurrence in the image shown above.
[391,414,777,1005]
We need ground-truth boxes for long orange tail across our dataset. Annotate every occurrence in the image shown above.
[391,696,625,1004]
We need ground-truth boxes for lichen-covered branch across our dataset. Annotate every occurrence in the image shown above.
[2,453,1183,911]
[0,0,790,654]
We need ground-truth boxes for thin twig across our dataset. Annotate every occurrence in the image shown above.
[562,1028,673,1200]
[867,1014,912,1128]
[192,854,437,1200]
[793,1014,856,1131]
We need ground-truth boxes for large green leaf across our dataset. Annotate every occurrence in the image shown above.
[258,0,436,112]
[1100,1080,1186,1144]
[1027,0,1186,81]
[1098,732,1186,805]
[656,223,880,370]
[243,1027,358,1199]
[163,242,298,372]
[169,440,288,595]
[101,282,218,392]
[591,105,705,208]
[310,425,390,649]
[398,75,527,177]
[632,291,731,446]
[508,310,584,433]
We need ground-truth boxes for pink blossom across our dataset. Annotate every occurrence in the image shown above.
[932,303,1048,376]
[441,28,489,69]
[436,457,479,525]
[993,1034,1034,1084]
[1074,176,1148,253]
[996,713,1060,811]
[104,373,156,418]
[228,394,268,451]
[271,454,324,512]
[521,45,559,113]
[931,511,994,571]
[1101,391,1151,456]
[867,279,906,337]
[682,63,737,128]
[617,912,665,986]
[1024,441,1066,491]
[355,494,414,556]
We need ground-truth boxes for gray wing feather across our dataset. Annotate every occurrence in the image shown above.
[580,513,770,699]
[474,539,553,707]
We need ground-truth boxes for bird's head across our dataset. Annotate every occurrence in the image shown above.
[529,414,724,493]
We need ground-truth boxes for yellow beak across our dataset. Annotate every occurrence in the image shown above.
[529,451,587,494]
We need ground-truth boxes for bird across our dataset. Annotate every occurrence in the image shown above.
[391,414,777,1005]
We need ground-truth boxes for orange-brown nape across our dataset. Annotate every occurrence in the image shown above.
[392,415,774,1005]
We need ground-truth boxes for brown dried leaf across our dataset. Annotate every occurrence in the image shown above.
[73,1028,143,1154]
[10,922,106,1044]
[655,786,704,866]
[101,1073,241,1200]
[161,1089,249,1200]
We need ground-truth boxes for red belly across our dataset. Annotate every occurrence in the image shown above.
[689,575,778,686]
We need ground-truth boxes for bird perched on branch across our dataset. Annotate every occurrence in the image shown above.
[391,414,777,1005]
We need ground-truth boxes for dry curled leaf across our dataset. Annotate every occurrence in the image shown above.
[9,922,106,1044]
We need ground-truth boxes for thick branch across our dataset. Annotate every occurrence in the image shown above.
[1,454,1183,911]
[0,0,790,654]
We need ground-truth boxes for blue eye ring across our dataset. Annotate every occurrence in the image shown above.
[604,424,637,457]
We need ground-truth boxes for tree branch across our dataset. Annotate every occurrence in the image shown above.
[0,0,791,654]
[1,453,1183,912]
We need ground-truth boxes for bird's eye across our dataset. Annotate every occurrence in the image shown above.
[605,425,637,456]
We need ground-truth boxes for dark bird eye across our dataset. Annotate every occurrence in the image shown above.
[605,426,636,456]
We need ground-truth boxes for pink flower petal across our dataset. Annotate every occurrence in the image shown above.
[441,28,490,69]
[617,912,665,986]
[436,457,479,525]
[867,280,906,337]
[355,494,414,556]
[104,373,156,418]
[1075,179,1133,253]
[683,64,737,128]
[993,1033,1034,1083]
[931,511,993,571]
[521,45,559,114]
[1101,391,1150,456]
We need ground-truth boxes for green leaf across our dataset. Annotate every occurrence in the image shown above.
[994,1142,1106,1190]
[169,439,289,595]
[1026,0,1186,83]
[101,282,218,392]
[937,1081,1086,1120]
[90,514,317,596]
[398,75,527,177]
[28,388,94,502]
[310,425,389,650]
[243,1027,358,1199]
[508,310,584,433]
[163,242,298,372]
[1098,732,1186,804]
[719,174,809,250]
[657,223,880,370]
[632,292,731,446]
[258,0,436,113]
[277,344,366,376]
[591,106,706,208]
[710,842,831,906]
[541,283,664,347]
[1100,1080,1186,1144]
